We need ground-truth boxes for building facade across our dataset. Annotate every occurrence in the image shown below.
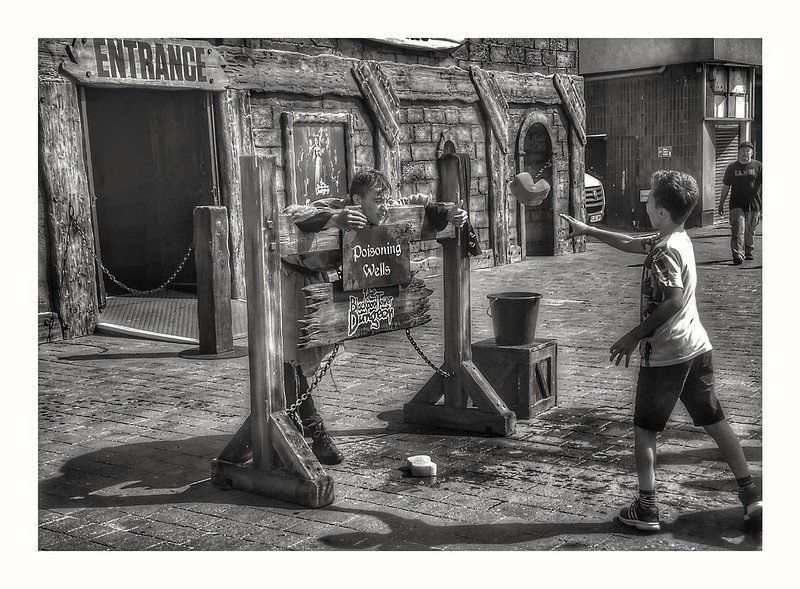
[580,38,761,228]
[38,38,587,339]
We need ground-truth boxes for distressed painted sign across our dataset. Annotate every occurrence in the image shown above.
[342,224,412,291]
[61,38,228,90]
[347,288,396,336]
[298,279,432,349]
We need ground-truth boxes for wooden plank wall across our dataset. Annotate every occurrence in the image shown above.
[38,80,98,338]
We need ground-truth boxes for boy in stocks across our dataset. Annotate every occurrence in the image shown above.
[560,170,762,531]
[280,169,469,465]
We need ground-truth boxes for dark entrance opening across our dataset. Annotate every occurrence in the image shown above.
[522,123,554,256]
[83,88,218,296]
[585,134,607,185]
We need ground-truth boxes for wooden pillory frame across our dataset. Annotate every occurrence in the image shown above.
[212,154,515,508]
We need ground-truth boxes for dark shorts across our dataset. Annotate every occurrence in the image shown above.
[634,351,725,432]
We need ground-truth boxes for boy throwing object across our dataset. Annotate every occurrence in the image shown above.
[560,170,762,531]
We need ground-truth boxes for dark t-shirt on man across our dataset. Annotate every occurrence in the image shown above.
[723,159,762,211]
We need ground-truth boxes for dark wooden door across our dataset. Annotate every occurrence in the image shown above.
[604,135,640,227]
[84,88,216,295]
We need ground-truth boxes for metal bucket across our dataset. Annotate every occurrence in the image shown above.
[486,291,543,346]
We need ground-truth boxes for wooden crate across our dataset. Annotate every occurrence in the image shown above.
[471,338,557,419]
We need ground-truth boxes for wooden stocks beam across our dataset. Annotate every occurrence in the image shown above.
[211,155,333,507]
[404,153,515,436]
[240,156,284,467]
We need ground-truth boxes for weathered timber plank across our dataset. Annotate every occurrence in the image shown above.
[217,46,479,103]
[298,278,433,349]
[194,206,234,354]
[214,89,248,299]
[217,416,252,463]
[61,38,228,91]
[407,372,445,405]
[279,205,455,256]
[469,66,509,153]
[268,412,328,480]
[494,71,580,105]
[38,38,73,81]
[402,403,516,436]
[352,60,401,145]
[553,73,587,145]
[461,360,512,416]
[488,137,508,265]
[568,127,587,253]
[39,80,98,338]
[241,156,285,469]
[211,460,334,508]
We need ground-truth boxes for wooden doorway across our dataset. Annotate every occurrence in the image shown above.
[82,88,218,296]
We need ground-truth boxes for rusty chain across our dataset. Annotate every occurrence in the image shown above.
[406,329,453,379]
[69,210,194,295]
[287,342,340,428]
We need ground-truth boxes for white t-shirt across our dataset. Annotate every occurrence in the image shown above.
[639,230,712,367]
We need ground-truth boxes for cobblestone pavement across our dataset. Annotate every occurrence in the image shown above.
[38,224,762,551]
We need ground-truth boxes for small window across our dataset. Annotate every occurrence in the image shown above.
[707,65,752,120]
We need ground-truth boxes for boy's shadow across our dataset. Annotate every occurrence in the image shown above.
[317,505,761,550]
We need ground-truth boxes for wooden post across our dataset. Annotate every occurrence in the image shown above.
[38,80,98,339]
[192,206,234,355]
[211,155,334,508]
[241,156,283,467]
[404,153,516,436]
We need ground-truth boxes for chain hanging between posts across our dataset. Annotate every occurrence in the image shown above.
[287,342,340,428]
[406,329,454,379]
[68,209,194,295]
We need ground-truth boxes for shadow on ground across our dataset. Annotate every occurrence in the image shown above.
[316,504,760,550]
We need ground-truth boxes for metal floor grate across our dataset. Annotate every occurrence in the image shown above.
[96,291,248,344]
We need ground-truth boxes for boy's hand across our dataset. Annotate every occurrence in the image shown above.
[447,200,468,228]
[333,208,367,231]
[560,213,591,238]
[609,331,640,367]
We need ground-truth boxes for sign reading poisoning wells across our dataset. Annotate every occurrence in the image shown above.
[61,38,228,91]
[341,225,412,291]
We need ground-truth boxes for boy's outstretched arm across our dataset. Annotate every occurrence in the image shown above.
[560,214,652,254]
[609,286,683,367]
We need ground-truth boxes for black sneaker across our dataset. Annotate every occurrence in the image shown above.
[739,487,762,521]
[309,423,344,465]
[733,256,744,265]
[618,498,661,531]
[745,254,755,260]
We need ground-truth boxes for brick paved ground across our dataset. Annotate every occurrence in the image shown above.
[38,224,762,552]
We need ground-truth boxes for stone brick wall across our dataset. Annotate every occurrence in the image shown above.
[212,38,579,75]
[585,63,705,227]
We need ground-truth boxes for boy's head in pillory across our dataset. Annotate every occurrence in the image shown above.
[647,170,700,228]
[347,169,393,225]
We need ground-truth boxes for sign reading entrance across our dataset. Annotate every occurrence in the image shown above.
[342,225,412,291]
[61,38,228,91]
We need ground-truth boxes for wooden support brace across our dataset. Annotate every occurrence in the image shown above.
[211,155,334,508]
[403,153,516,437]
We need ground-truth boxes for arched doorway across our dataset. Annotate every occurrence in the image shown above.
[518,120,555,256]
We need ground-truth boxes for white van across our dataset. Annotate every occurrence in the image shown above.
[584,173,606,223]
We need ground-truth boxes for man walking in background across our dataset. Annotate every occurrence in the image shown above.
[718,141,762,265]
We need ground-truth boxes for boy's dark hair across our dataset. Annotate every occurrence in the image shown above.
[650,170,699,223]
[347,169,391,204]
